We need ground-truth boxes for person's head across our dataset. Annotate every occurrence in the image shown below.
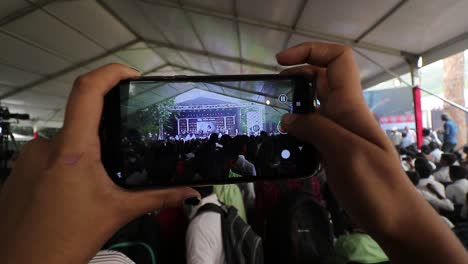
[404,126,410,132]
[440,153,457,166]
[220,134,231,147]
[414,158,433,179]
[209,133,219,143]
[441,113,449,121]
[223,144,239,168]
[232,136,247,156]
[193,186,214,198]
[463,145,468,155]
[421,145,432,155]
[402,132,407,138]
[406,171,420,186]
[429,141,439,151]
[449,166,468,182]
[422,128,431,137]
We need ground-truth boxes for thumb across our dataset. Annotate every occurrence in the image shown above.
[281,113,353,155]
[127,187,200,215]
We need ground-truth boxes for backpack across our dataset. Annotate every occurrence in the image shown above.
[196,203,264,264]
[264,191,334,264]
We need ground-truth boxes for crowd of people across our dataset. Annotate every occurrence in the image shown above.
[108,113,468,263]
[390,114,468,226]
[123,130,314,187]
[111,115,468,264]
[116,129,393,264]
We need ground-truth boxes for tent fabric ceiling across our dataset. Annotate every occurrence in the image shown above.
[1,0,468,127]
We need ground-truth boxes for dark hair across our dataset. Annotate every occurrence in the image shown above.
[399,147,407,155]
[231,136,246,156]
[414,158,433,179]
[406,171,420,186]
[463,145,468,154]
[209,133,219,142]
[220,134,231,147]
[441,153,457,166]
[429,141,439,151]
[441,113,449,121]
[193,186,214,198]
[402,132,407,138]
[422,128,431,137]
[421,145,431,155]
[449,166,468,181]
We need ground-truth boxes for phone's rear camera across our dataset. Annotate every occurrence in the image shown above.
[278,121,288,134]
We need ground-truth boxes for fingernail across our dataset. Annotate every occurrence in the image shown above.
[184,197,201,206]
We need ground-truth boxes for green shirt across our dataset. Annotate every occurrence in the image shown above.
[213,170,247,222]
[335,233,389,264]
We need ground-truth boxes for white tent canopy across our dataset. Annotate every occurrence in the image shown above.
[1,0,468,127]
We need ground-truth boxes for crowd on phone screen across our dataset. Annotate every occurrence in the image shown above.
[93,115,468,263]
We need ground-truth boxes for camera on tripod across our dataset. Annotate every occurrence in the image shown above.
[0,106,30,182]
[0,106,30,135]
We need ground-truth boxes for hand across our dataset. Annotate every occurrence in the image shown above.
[278,42,466,263]
[0,64,199,264]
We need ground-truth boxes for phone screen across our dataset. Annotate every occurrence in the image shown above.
[100,75,320,188]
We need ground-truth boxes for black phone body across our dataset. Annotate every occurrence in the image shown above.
[100,74,320,189]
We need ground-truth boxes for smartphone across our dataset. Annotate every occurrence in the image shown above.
[100,74,320,189]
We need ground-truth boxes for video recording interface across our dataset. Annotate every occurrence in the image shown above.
[102,77,319,188]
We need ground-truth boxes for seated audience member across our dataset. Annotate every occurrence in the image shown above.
[422,128,432,146]
[400,152,415,172]
[461,193,468,219]
[407,171,454,213]
[421,145,433,162]
[434,153,458,184]
[213,151,247,222]
[334,217,389,264]
[232,137,257,177]
[415,158,447,199]
[428,142,444,164]
[231,137,256,207]
[388,127,402,147]
[399,132,413,149]
[461,145,468,168]
[185,186,224,264]
[446,166,468,213]
[219,134,231,148]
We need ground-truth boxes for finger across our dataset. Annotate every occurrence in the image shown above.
[276,42,361,94]
[127,187,200,215]
[281,112,353,156]
[280,65,329,103]
[62,64,140,148]
[278,42,392,150]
